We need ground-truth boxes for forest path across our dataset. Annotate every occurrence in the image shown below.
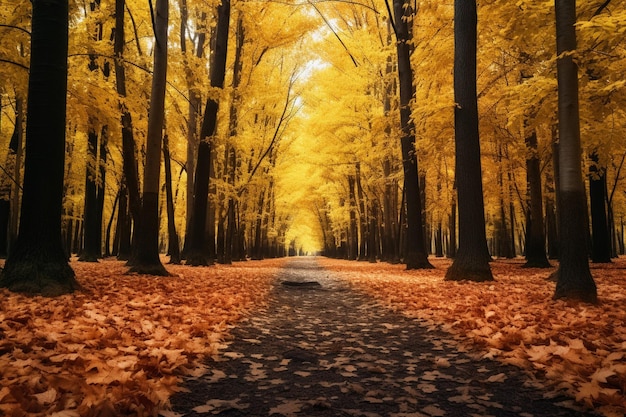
[168,257,597,417]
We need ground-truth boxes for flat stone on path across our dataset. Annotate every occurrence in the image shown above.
[168,258,598,417]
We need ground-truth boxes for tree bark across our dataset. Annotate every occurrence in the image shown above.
[348,175,358,260]
[79,127,103,262]
[392,0,432,269]
[186,0,230,266]
[553,0,597,303]
[163,135,181,264]
[588,152,611,263]
[0,0,79,296]
[128,0,169,275]
[114,0,141,262]
[445,0,493,282]
[523,130,550,267]
[356,163,368,260]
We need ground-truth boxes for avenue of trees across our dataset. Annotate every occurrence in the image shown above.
[0,0,624,303]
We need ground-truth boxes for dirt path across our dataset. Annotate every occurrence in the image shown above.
[168,258,597,417]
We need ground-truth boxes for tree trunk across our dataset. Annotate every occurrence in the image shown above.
[523,130,550,267]
[445,0,493,282]
[0,108,20,258]
[348,175,358,260]
[356,163,368,260]
[0,0,78,296]
[104,186,119,257]
[116,182,132,259]
[589,152,611,263]
[79,127,102,262]
[392,0,432,269]
[368,202,378,262]
[128,0,169,275]
[114,0,141,261]
[9,97,24,255]
[163,135,181,264]
[186,0,230,266]
[447,187,457,258]
[553,0,597,303]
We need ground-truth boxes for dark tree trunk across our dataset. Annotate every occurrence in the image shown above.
[0,199,9,258]
[356,163,368,260]
[186,0,230,266]
[79,128,103,262]
[0,113,18,258]
[104,187,120,257]
[553,0,597,303]
[368,202,378,262]
[116,182,132,259]
[496,145,513,258]
[114,0,141,261]
[447,190,457,258]
[545,140,559,259]
[434,221,444,257]
[8,97,24,256]
[523,130,550,268]
[163,135,181,264]
[128,0,169,275]
[589,152,611,263]
[0,0,79,296]
[348,176,358,260]
[392,0,433,270]
[445,0,493,282]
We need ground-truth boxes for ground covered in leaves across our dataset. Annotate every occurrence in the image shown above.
[168,258,599,417]
[319,257,626,417]
[0,258,285,416]
[0,256,623,417]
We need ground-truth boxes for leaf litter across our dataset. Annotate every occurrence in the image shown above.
[0,257,283,416]
[169,258,599,417]
[320,257,626,417]
[1,256,620,416]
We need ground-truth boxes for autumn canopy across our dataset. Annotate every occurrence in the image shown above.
[0,0,625,414]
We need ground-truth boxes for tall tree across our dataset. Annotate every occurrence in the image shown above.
[186,0,230,266]
[445,0,493,282]
[114,0,141,261]
[391,0,433,269]
[552,0,597,303]
[0,0,79,295]
[128,0,169,275]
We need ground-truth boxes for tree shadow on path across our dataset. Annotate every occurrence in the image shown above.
[169,257,598,417]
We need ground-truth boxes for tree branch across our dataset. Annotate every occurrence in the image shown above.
[307,0,359,67]
[0,24,31,36]
[593,0,611,17]
[0,58,29,71]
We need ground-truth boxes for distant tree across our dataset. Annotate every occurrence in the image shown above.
[445,0,493,282]
[552,0,597,303]
[128,0,169,275]
[0,0,79,295]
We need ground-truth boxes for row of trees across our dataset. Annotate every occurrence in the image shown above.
[0,0,622,303]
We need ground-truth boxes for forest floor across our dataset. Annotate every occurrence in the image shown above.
[0,256,624,417]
